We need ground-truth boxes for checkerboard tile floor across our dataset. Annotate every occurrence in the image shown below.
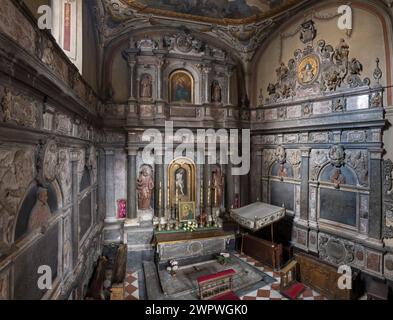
[124,271,140,300]
[123,254,327,301]
[234,253,327,301]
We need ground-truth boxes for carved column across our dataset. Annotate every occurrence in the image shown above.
[97,149,106,220]
[226,66,233,106]
[154,152,164,218]
[127,58,136,101]
[70,150,79,267]
[203,66,211,104]
[300,147,311,222]
[156,59,165,101]
[204,153,212,215]
[105,149,116,222]
[249,147,262,203]
[226,160,234,212]
[127,147,138,220]
[369,148,384,239]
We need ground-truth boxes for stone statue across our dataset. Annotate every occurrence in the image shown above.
[140,75,152,98]
[334,38,350,65]
[175,170,185,196]
[275,146,286,164]
[28,188,52,233]
[276,62,289,82]
[137,165,154,210]
[212,166,224,207]
[1,88,12,122]
[211,80,222,103]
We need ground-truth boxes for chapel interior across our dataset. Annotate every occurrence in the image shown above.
[1,0,393,301]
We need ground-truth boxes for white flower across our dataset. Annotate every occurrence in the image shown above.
[167,267,171,272]
[173,266,178,271]
[221,253,230,258]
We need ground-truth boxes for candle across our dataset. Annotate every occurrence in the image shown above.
[159,182,162,209]
[200,185,203,208]
[215,187,218,207]
[208,180,211,206]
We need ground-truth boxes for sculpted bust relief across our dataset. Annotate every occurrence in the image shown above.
[137,165,154,210]
[28,188,52,233]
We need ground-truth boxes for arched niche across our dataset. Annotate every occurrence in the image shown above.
[14,181,59,242]
[168,157,196,207]
[164,64,201,104]
[317,163,360,229]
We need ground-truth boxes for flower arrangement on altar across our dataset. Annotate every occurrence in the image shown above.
[167,260,179,276]
[183,221,198,232]
[217,252,232,265]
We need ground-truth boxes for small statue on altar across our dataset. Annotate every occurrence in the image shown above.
[199,211,208,228]
[176,169,185,196]
[212,166,224,207]
[137,165,154,210]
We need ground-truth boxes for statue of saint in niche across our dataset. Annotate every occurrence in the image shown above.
[212,166,224,207]
[211,80,222,103]
[140,75,152,98]
[137,165,154,210]
[175,168,187,196]
[28,187,52,233]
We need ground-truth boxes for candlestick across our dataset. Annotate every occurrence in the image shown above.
[208,180,211,207]
[159,182,162,209]
[200,185,203,208]
[215,187,218,207]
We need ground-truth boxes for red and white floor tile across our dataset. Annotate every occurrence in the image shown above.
[124,271,140,300]
[123,254,327,301]
[234,253,327,301]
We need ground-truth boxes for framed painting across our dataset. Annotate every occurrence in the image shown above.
[169,70,194,104]
[179,202,196,222]
[297,54,320,86]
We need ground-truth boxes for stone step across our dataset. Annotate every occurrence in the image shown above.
[143,261,166,300]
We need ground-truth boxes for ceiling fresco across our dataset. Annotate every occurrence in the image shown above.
[119,0,304,24]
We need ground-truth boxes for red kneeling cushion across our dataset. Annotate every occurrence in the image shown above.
[281,283,306,300]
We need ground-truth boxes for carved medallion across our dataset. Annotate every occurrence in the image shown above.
[297,55,320,86]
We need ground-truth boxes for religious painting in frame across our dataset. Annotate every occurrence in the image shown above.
[297,55,320,86]
[179,202,196,222]
[169,70,194,104]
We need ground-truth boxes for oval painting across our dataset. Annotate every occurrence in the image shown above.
[169,70,193,103]
[297,55,320,86]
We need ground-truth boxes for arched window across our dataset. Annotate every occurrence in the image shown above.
[169,70,194,104]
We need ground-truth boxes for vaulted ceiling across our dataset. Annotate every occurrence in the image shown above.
[92,0,310,66]
[118,0,304,24]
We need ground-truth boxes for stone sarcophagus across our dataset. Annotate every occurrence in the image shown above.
[155,231,234,268]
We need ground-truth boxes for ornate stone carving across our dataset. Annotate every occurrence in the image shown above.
[38,140,59,184]
[140,74,153,99]
[211,80,222,103]
[262,149,274,175]
[57,149,71,204]
[333,39,349,65]
[346,151,368,186]
[136,36,158,51]
[274,146,286,164]
[0,88,38,128]
[310,150,328,181]
[0,148,35,220]
[0,271,9,300]
[373,58,382,84]
[86,145,97,184]
[137,165,154,211]
[302,103,313,117]
[318,233,354,265]
[332,98,345,112]
[1,88,12,122]
[329,145,345,167]
[300,20,317,45]
[371,92,383,108]
[288,150,301,179]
